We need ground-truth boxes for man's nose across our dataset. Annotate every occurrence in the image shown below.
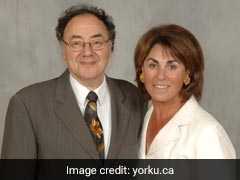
[82,42,93,56]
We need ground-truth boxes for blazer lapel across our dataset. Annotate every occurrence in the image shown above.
[147,120,182,158]
[106,78,131,159]
[148,97,196,158]
[53,70,98,159]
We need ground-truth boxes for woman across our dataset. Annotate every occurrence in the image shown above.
[134,24,236,159]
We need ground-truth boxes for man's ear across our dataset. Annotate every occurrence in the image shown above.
[109,41,113,51]
[60,43,67,63]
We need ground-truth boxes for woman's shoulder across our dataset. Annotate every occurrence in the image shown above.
[185,96,219,127]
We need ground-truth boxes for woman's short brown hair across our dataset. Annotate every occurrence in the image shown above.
[134,24,204,101]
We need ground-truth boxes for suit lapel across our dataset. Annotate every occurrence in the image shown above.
[106,78,131,159]
[53,70,98,159]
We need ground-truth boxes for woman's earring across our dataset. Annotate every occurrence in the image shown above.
[140,73,144,83]
[184,75,190,86]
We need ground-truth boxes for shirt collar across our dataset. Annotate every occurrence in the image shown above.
[69,74,107,107]
[94,76,107,106]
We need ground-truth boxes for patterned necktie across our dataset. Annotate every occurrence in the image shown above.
[84,91,105,159]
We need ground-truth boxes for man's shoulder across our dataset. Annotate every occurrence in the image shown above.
[13,75,61,101]
[106,77,146,106]
[107,77,139,92]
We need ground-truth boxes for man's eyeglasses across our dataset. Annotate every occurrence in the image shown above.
[62,38,110,52]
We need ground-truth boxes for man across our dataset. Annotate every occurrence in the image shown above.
[1,4,145,159]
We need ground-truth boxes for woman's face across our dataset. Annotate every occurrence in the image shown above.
[142,44,188,105]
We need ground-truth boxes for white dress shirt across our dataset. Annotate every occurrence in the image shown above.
[139,96,236,159]
[70,74,111,158]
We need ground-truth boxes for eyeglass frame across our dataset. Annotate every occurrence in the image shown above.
[62,38,111,52]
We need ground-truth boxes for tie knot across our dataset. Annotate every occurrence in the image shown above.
[86,91,98,102]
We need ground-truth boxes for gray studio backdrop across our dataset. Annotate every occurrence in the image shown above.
[0,0,239,158]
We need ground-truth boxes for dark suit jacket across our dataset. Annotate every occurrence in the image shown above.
[1,70,146,159]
